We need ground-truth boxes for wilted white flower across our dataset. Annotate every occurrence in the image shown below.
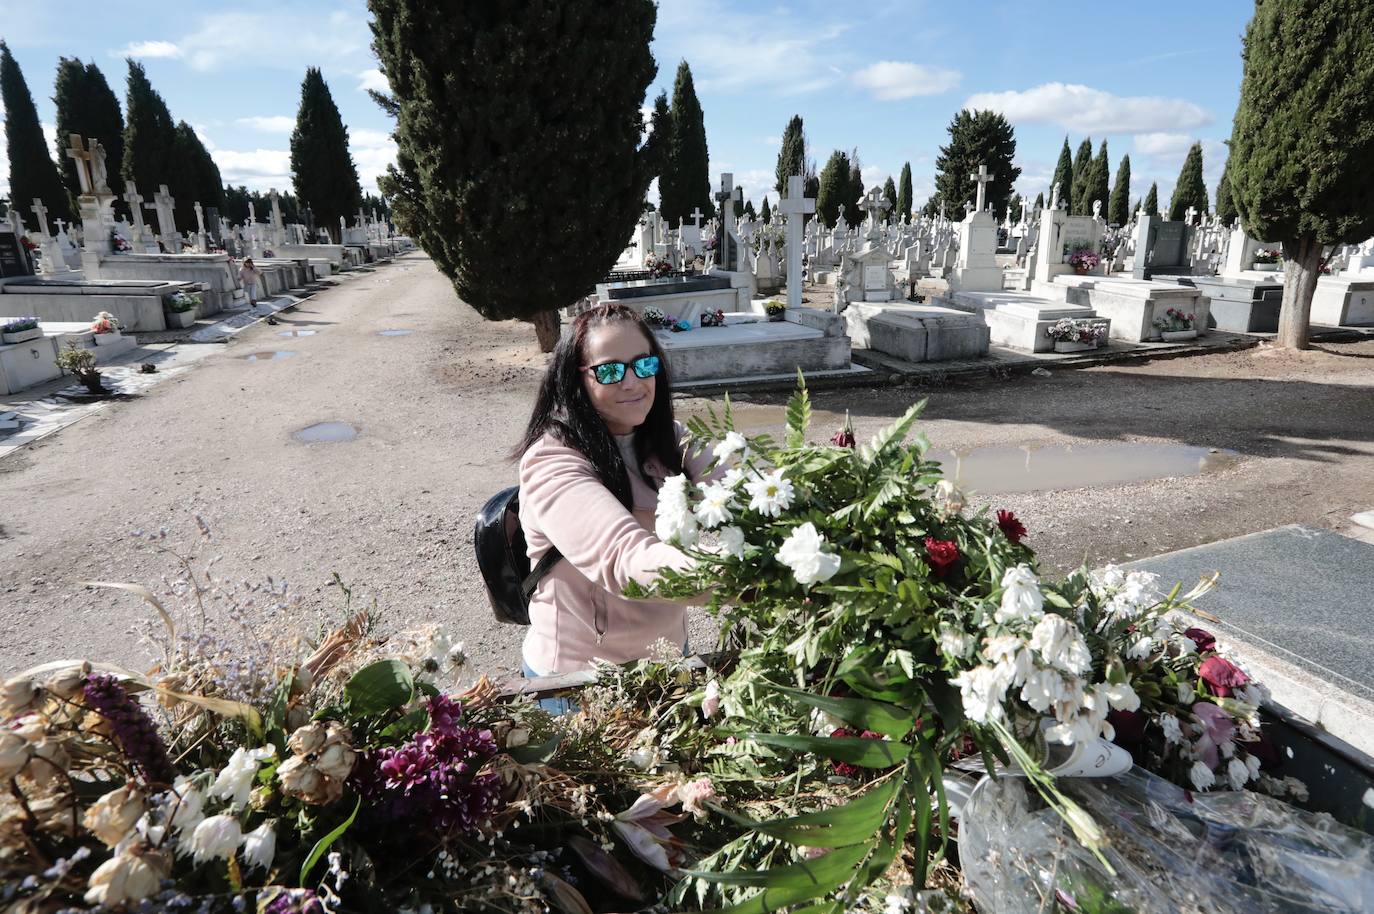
[701,680,721,718]
[84,785,146,848]
[1189,760,1216,791]
[1091,564,1126,593]
[240,821,276,872]
[1177,681,1195,704]
[744,469,794,517]
[995,565,1044,624]
[84,848,169,906]
[1160,713,1184,745]
[1103,681,1140,712]
[1126,635,1155,660]
[776,522,841,586]
[937,625,974,660]
[1019,668,1069,714]
[694,482,735,529]
[209,746,276,810]
[712,432,749,464]
[932,479,966,514]
[187,814,242,863]
[1223,757,1249,790]
[951,665,1008,724]
[1027,615,1091,675]
[983,635,1034,687]
[0,731,29,780]
[0,676,41,717]
[1173,632,1198,656]
[505,727,530,749]
[167,776,205,837]
[714,525,746,560]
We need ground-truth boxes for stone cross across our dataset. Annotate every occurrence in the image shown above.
[30,198,50,237]
[1184,205,1197,225]
[858,186,890,237]
[66,135,94,194]
[194,201,206,235]
[151,184,177,240]
[969,163,992,213]
[715,172,741,268]
[779,174,815,312]
[689,206,704,229]
[248,202,257,224]
[124,182,148,242]
[54,218,67,236]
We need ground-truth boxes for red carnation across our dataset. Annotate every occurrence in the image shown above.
[830,427,856,448]
[1199,655,1249,697]
[1184,627,1216,653]
[996,509,1027,544]
[924,537,960,577]
[830,728,883,778]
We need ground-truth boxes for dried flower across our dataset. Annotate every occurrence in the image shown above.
[83,785,146,847]
[44,662,91,699]
[210,745,277,810]
[0,731,29,780]
[0,676,41,718]
[187,813,242,863]
[84,846,169,906]
[932,480,965,515]
[241,820,277,871]
[278,722,356,805]
[1199,656,1249,698]
[81,674,177,785]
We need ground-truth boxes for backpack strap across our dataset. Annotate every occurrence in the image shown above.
[521,547,563,603]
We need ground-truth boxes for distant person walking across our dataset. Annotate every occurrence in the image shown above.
[240,258,263,306]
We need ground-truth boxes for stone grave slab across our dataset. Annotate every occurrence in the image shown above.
[1161,275,1283,333]
[1311,277,1374,327]
[845,302,989,363]
[1041,275,1208,342]
[652,311,850,383]
[939,290,1106,353]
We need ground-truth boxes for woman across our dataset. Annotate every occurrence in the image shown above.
[240,258,263,306]
[514,303,713,679]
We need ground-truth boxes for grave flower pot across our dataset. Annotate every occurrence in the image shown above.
[1053,340,1096,353]
[164,308,197,328]
[92,331,123,346]
[2,327,41,344]
[1161,329,1198,342]
[1252,262,1280,272]
[1073,266,1092,276]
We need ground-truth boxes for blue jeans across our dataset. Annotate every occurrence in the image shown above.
[521,642,690,716]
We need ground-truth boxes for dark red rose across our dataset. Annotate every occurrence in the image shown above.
[1108,709,1146,747]
[996,509,1027,544]
[1199,655,1249,697]
[1184,627,1217,653]
[830,427,856,448]
[924,537,960,577]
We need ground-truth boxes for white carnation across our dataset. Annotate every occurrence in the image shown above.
[1103,680,1140,712]
[712,432,748,463]
[776,522,841,586]
[995,565,1044,624]
[951,665,1009,724]
[714,525,745,560]
[744,469,795,517]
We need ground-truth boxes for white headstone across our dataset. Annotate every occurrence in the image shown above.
[779,174,815,311]
[969,163,992,214]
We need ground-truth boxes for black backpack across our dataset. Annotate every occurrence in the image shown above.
[473,487,563,625]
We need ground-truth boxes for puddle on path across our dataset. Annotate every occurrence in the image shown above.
[239,350,298,362]
[378,328,414,336]
[931,442,1240,494]
[292,421,359,443]
[277,329,317,338]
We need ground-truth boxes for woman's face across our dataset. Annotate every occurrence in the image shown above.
[580,322,656,436]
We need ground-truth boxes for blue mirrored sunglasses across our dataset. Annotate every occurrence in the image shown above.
[586,355,661,385]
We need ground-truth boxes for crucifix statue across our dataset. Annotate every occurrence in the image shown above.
[1184,205,1197,225]
[858,186,890,239]
[969,163,992,214]
[66,135,94,195]
[30,198,50,237]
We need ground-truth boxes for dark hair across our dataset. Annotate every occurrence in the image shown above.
[515,303,682,509]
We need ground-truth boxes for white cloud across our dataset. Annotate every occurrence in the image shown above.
[351,129,397,195]
[41,122,58,157]
[118,40,183,59]
[764,136,781,146]
[237,116,296,133]
[212,148,292,189]
[852,61,961,101]
[192,123,217,150]
[357,69,389,94]
[1133,132,1193,157]
[173,13,369,72]
[965,82,1211,134]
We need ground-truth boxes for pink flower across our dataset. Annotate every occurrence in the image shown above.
[1199,656,1248,697]
[1192,701,1236,769]
[1183,627,1216,653]
[677,777,716,820]
[701,680,721,719]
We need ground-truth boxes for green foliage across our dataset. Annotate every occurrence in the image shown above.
[1050,136,1073,206]
[223,186,303,226]
[1168,141,1208,221]
[816,149,852,227]
[343,659,414,716]
[369,0,659,322]
[881,175,897,220]
[1,42,71,224]
[54,58,124,217]
[1088,140,1110,220]
[1143,182,1159,217]
[932,109,1021,217]
[289,67,362,244]
[774,114,805,196]
[742,198,756,220]
[1215,157,1237,227]
[897,161,912,222]
[1229,0,1374,246]
[1070,137,1093,215]
[759,195,771,223]
[732,183,746,218]
[659,60,713,225]
[1108,153,1131,225]
[1034,191,1044,212]
[847,147,864,218]
[122,59,179,217]
[173,121,224,226]
[300,797,360,884]
[641,91,671,183]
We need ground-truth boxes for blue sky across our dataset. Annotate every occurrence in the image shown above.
[1,0,1252,215]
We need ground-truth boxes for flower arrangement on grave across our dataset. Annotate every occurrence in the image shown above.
[19,235,38,253]
[1067,246,1101,273]
[90,311,122,335]
[2,316,39,335]
[1152,308,1196,333]
[166,291,204,313]
[764,300,786,320]
[1253,248,1282,265]
[109,229,132,253]
[643,252,674,279]
[1044,317,1107,345]
[0,416,1330,913]
[54,340,105,394]
[699,308,726,328]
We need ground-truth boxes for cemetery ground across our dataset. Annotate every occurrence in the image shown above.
[1,253,1373,683]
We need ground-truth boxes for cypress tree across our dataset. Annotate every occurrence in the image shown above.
[1034,191,1044,212]
[1,42,71,225]
[1050,137,1073,207]
[290,67,362,243]
[369,0,659,347]
[1214,158,1237,227]
[1070,137,1093,215]
[1088,140,1110,219]
[1143,182,1159,217]
[1168,141,1208,221]
[173,121,224,226]
[642,91,671,182]
[847,148,864,219]
[122,59,179,213]
[816,149,851,227]
[882,176,897,221]
[54,58,124,216]
[759,196,771,223]
[897,161,912,222]
[774,114,805,195]
[1108,154,1132,225]
[733,184,745,219]
[932,109,1021,218]
[659,60,711,225]
[1230,0,1374,349]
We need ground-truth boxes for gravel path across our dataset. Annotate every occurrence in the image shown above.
[2,254,1372,680]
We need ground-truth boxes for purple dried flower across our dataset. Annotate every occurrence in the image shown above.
[262,888,324,914]
[426,694,465,735]
[81,674,177,785]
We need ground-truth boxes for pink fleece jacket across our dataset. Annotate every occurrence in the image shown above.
[519,423,714,675]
